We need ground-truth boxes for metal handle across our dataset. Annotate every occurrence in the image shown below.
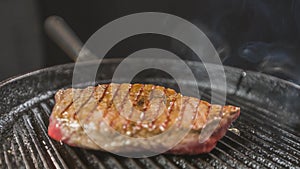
[44,16,84,61]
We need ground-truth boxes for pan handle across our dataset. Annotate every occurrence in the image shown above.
[44,16,96,61]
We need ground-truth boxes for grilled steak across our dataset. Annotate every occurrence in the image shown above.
[48,83,240,155]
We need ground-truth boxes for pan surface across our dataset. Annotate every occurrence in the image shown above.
[0,58,299,169]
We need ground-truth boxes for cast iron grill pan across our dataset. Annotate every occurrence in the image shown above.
[0,59,299,169]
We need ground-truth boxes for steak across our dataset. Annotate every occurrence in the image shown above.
[48,83,240,155]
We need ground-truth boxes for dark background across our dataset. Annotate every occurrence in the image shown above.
[0,0,299,83]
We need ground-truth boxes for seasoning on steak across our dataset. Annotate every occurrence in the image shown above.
[48,83,240,155]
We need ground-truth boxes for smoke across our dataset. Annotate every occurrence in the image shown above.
[239,41,300,84]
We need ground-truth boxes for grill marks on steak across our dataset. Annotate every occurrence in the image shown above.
[48,83,240,154]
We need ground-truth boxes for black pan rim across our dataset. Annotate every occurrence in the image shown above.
[1,58,299,90]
